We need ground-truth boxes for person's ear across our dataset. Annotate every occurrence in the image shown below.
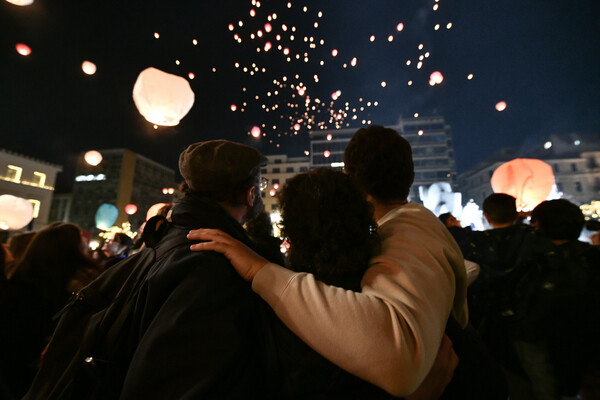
[246,185,257,207]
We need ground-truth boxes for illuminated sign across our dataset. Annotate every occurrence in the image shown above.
[75,174,106,182]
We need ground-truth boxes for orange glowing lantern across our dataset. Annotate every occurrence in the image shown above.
[324,150,331,158]
[132,67,195,126]
[0,195,34,230]
[490,158,555,211]
[430,71,444,85]
[124,204,138,215]
[495,101,507,112]
[84,150,103,166]
[6,0,34,5]
[15,43,31,56]
[230,104,237,112]
[251,126,261,138]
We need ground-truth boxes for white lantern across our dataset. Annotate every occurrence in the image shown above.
[82,61,97,75]
[5,0,34,6]
[132,67,195,126]
[0,194,34,230]
[84,150,103,166]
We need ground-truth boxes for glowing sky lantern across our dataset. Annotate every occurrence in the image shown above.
[188,72,195,79]
[397,22,404,31]
[323,150,331,158]
[251,126,261,138]
[293,123,301,131]
[15,43,31,56]
[230,104,237,111]
[124,204,138,215]
[495,101,507,112]
[331,49,338,57]
[491,158,555,211]
[264,41,272,51]
[430,71,444,85]
[0,195,34,230]
[228,23,234,31]
[5,0,34,5]
[81,61,97,75]
[95,203,119,230]
[132,67,195,126]
[84,150,103,166]
[264,23,272,32]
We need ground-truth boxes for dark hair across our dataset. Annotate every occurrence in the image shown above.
[279,168,380,286]
[344,125,414,201]
[11,223,100,312]
[531,199,584,241]
[245,211,274,238]
[483,193,517,224]
[8,231,36,261]
[113,232,133,248]
[438,212,453,226]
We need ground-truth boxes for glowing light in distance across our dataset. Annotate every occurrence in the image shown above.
[84,151,103,166]
[397,23,404,31]
[326,134,332,141]
[250,9,256,17]
[495,101,507,112]
[467,73,474,80]
[15,43,31,56]
[188,72,195,79]
[381,81,387,87]
[251,126,261,138]
[447,22,453,29]
[264,42,272,51]
[414,113,419,118]
[370,35,375,42]
[418,130,424,136]
[388,35,394,42]
[434,24,440,30]
[350,57,357,67]
[264,23,272,32]
[294,123,301,131]
[283,47,290,55]
[433,4,439,10]
[273,183,280,190]
[154,32,160,39]
[124,204,138,215]
[331,49,338,57]
[324,150,331,158]
[544,141,552,150]
[297,87,305,96]
[82,61,97,75]
[5,0,34,5]
[430,71,444,85]
[230,104,237,112]
[304,150,310,156]
[228,24,234,31]
[193,39,198,45]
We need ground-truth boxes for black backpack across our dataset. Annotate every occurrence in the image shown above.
[24,217,190,400]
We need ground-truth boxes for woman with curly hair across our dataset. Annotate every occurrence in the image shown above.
[0,223,101,398]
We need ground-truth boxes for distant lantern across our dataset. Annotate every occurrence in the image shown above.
[124,204,138,215]
[0,195,34,230]
[269,189,276,197]
[95,203,119,230]
[264,23,272,32]
[495,101,507,112]
[84,150,103,166]
[323,150,331,158]
[188,72,195,79]
[490,158,555,211]
[230,104,237,111]
[293,123,301,131]
[430,71,444,85]
[6,0,34,5]
[331,49,338,57]
[251,126,261,138]
[397,23,404,31]
[146,202,170,221]
[15,43,31,56]
[132,67,195,126]
[81,61,97,75]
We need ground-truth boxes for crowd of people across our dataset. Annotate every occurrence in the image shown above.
[0,125,598,399]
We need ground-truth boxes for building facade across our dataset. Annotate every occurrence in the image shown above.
[457,133,600,208]
[0,149,62,231]
[309,115,458,200]
[68,149,177,233]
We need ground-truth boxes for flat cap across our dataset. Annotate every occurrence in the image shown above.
[179,140,267,193]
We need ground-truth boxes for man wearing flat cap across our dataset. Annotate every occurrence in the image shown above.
[116,140,276,399]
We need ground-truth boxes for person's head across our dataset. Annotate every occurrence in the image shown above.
[482,193,517,227]
[12,223,99,310]
[8,231,36,261]
[531,199,584,241]
[102,232,133,256]
[179,140,268,222]
[344,125,414,202]
[439,212,461,228]
[278,168,380,281]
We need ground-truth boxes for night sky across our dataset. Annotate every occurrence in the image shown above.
[1,0,599,192]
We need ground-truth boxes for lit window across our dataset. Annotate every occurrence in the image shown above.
[32,171,47,187]
[28,199,41,218]
[7,165,22,183]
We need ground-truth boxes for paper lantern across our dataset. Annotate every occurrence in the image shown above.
[95,203,119,230]
[495,101,507,112]
[251,126,261,138]
[146,203,170,221]
[15,43,31,56]
[132,67,195,126]
[6,0,34,6]
[0,195,34,230]
[84,150,103,166]
[81,61,97,75]
[491,158,555,211]
[430,71,444,85]
[124,204,138,215]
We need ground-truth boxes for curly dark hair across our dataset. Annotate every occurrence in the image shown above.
[279,168,380,288]
[531,199,584,241]
[344,125,414,201]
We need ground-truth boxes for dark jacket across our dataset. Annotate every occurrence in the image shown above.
[118,194,278,399]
